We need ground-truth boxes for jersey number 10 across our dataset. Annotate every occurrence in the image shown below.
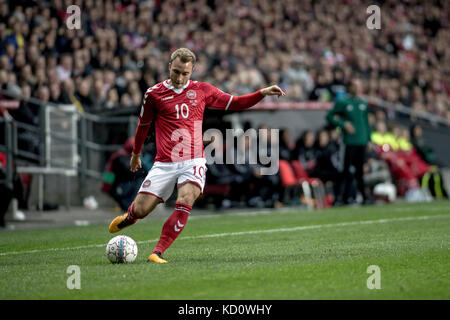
[175,103,189,119]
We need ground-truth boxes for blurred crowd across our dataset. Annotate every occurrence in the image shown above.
[198,109,446,210]
[0,0,449,120]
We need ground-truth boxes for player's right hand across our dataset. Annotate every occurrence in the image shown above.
[260,85,286,97]
[130,153,142,172]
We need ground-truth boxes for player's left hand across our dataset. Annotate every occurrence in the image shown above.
[260,85,286,98]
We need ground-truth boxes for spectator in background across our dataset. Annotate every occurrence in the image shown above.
[75,78,95,108]
[60,78,83,112]
[371,121,421,196]
[256,125,282,208]
[279,128,295,161]
[205,135,243,209]
[294,130,317,176]
[396,126,430,180]
[55,54,72,82]
[283,55,314,101]
[310,129,342,198]
[410,124,436,165]
[103,87,120,109]
[102,137,150,211]
[91,79,106,110]
[326,78,372,205]
[228,134,260,207]
[228,131,281,208]
[309,72,333,102]
[363,133,392,193]
[8,84,41,162]
[49,82,62,103]
[330,68,347,100]
[0,154,13,228]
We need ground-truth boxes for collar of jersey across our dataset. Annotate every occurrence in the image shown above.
[163,80,190,94]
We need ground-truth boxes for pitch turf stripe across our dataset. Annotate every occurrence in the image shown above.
[182,214,449,240]
[188,204,449,220]
[0,214,448,256]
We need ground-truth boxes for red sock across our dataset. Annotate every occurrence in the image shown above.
[153,202,191,254]
[126,201,138,221]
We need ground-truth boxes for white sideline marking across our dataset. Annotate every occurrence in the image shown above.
[189,204,448,220]
[0,214,448,257]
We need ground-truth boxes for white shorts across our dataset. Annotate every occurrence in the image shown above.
[138,158,207,202]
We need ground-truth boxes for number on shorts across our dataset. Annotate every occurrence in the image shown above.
[193,165,205,179]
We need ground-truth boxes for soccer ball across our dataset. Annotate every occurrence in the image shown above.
[106,235,138,264]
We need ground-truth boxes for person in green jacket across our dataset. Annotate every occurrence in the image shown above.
[326,78,371,204]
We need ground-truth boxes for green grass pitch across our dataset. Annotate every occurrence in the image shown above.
[0,201,449,299]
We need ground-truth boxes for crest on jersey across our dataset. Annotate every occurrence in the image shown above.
[142,179,151,188]
[186,90,196,99]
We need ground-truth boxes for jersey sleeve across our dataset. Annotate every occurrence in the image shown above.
[132,90,155,155]
[138,90,155,125]
[203,83,264,111]
[203,83,234,110]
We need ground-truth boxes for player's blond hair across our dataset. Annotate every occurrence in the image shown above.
[169,48,196,66]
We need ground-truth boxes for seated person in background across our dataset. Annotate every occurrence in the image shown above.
[256,125,282,208]
[278,128,299,205]
[229,132,280,208]
[326,125,344,165]
[410,124,436,165]
[205,136,238,185]
[279,128,296,161]
[407,125,447,199]
[7,84,41,164]
[310,129,342,199]
[204,135,244,209]
[293,130,317,176]
[102,137,153,211]
[227,135,260,207]
[363,142,392,192]
[371,121,420,195]
[396,126,430,180]
[0,153,13,228]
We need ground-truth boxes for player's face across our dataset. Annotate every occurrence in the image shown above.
[168,57,194,89]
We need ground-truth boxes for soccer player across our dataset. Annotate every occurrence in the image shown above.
[108,48,285,263]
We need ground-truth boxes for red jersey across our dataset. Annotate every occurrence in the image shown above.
[133,79,264,162]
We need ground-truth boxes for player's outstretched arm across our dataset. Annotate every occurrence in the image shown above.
[227,85,286,111]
